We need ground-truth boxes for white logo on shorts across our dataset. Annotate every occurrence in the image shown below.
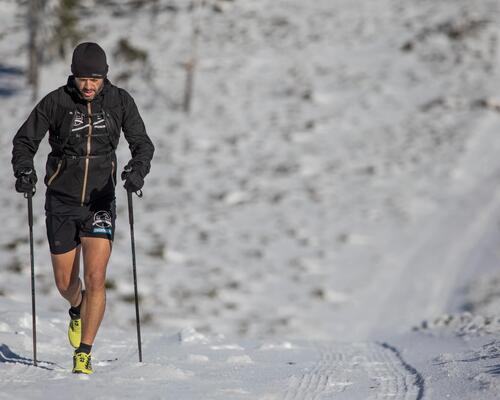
[93,211,112,228]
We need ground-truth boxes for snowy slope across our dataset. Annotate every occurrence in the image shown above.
[2,0,500,397]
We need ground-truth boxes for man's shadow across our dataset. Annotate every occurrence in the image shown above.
[0,343,56,370]
[486,364,500,376]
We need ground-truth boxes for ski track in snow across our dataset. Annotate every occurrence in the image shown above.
[282,342,423,400]
[366,115,500,340]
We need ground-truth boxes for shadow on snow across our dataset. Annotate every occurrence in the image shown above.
[0,344,56,371]
[486,364,500,376]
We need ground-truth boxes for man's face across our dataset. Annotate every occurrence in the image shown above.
[75,77,104,101]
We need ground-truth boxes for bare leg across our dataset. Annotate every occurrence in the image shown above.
[52,246,83,308]
[80,237,112,345]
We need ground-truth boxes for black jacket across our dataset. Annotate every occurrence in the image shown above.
[12,77,154,205]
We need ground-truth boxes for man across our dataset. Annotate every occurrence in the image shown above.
[12,42,154,374]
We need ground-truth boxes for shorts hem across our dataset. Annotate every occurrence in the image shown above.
[79,233,114,241]
[50,243,80,255]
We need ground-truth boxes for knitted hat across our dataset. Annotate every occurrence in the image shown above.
[71,42,108,78]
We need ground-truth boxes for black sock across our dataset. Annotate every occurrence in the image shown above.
[76,342,92,354]
[69,290,85,319]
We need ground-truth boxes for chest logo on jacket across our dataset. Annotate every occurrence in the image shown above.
[71,111,106,133]
[74,112,84,128]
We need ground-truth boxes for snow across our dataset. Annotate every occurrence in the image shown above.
[2,0,500,397]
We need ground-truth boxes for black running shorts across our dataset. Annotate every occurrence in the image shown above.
[45,194,116,254]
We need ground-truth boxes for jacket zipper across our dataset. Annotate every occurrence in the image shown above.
[81,102,93,206]
[47,160,63,186]
[111,160,116,187]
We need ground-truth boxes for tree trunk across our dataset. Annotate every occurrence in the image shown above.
[28,0,43,102]
[183,0,204,114]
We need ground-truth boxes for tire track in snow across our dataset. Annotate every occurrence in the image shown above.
[282,342,423,400]
[283,343,346,400]
[379,342,424,400]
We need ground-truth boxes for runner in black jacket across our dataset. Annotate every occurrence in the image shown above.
[12,42,154,374]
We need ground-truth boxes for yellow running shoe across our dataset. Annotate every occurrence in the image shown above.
[73,351,93,374]
[68,318,81,349]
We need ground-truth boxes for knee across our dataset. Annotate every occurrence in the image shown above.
[55,276,79,297]
[84,271,106,291]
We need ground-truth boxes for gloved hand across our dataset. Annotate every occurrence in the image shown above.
[15,167,37,194]
[121,162,144,193]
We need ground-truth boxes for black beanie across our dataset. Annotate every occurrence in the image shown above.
[71,42,108,78]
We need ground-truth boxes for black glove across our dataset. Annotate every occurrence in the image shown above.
[121,162,144,193]
[15,167,37,194]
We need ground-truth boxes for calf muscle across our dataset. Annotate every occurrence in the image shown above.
[51,246,82,306]
[80,237,112,345]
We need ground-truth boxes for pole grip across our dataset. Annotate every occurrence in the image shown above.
[127,191,134,226]
[27,193,34,228]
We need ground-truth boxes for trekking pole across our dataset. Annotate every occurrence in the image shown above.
[26,192,37,366]
[127,190,143,362]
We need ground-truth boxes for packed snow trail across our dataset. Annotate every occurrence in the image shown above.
[0,302,426,400]
[0,340,424,400]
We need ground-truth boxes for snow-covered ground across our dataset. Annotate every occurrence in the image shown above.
[2,0,500,397]
[2,299,500,399]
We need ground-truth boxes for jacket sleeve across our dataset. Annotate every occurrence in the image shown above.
[120,89,155,178]
[12,95,52,174]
